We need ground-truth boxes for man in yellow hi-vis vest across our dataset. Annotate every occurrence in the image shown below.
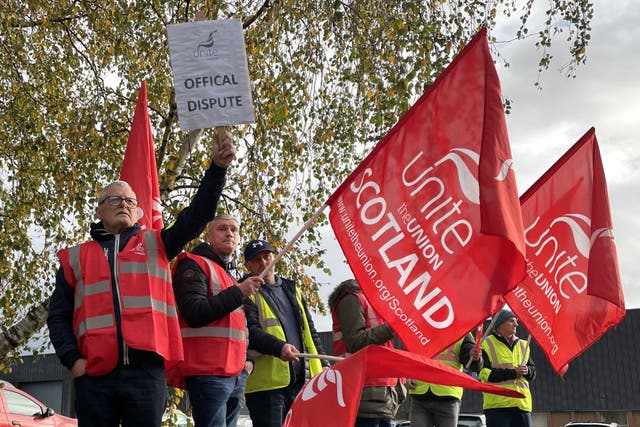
[241,239,329,427]
[479,309,536,427]
[407,333,482,427]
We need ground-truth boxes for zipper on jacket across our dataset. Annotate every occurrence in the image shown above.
[112,234,129,365]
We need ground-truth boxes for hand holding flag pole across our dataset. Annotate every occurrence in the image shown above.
[465,312,501,369]
[465,324,484,369]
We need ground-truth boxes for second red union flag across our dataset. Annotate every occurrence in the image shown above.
[505,128,625,375]
[326,28,526,357]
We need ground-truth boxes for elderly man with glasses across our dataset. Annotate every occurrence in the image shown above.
[47,133,236,427]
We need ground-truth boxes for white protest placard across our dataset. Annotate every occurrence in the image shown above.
[167,19,255,131]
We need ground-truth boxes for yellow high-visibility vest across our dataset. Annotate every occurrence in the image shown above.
[479,335,532,412]
[245,288,322,393]
[409,337,464,400]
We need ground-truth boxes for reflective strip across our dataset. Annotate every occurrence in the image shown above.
[484,337,530,389]
[486,338,528,369]
[493,378,530,389]
[119,261,170,282]
[362,298,381,327]
[144,231,170,281]
[254,294,268,330]
[68,246,85,310]
[200,258,223,293]
[68,246,84,286]
[263,318,280,328]
[485,339,509,369]
[181,326,246,340]
[77,314,114,337]
[68,245,112,311]
[84,280,111,296]
[118,232,170,282]
[119,262,151,274]
[122,296,178,318]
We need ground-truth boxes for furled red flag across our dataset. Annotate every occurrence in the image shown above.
[120,81,163,230]
[505,128,625,375]
[283,345,522,427]
[326,28,526,357]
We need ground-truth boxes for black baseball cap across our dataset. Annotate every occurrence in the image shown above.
[244,239,274,261]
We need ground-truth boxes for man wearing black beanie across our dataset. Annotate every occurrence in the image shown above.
[478,309,536,427]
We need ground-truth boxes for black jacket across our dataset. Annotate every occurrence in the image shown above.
[172,242,244,328]
[242,276,329,368]
[47,164,228,371]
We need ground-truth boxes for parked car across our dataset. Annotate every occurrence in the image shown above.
[458,413,486,427]
[564,423,619,427]
[0,380,77,426]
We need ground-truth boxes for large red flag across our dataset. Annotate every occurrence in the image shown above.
[505,128,625,375]
[326,28,526,357]
[120,81,163,230]
[283,345,522,427]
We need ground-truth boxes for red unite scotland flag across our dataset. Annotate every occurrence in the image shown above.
[326,28,526,357]
[120,81,163,230]
[505,128,625,375]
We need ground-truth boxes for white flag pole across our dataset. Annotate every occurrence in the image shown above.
[465,309,503,369]
[297,352,344,363]
[258,203,328,279]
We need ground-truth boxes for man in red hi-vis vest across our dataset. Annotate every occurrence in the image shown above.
[169,214,263,427]
[328,279,406,427]
[47,133,237,427]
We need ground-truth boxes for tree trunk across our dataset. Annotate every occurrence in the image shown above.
[0,298,50,357]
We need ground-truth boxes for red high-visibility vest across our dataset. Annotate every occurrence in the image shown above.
[167,253,247,389]
[331,291,396,387]
[58,229,183,376]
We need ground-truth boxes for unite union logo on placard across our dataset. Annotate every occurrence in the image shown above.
[192,30,219,59]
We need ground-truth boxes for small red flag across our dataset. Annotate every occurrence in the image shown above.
[505,128,625,375]
[326,28,526,357]
[474,323,483,354]
[283,345,522,427]
[120,81,163,230]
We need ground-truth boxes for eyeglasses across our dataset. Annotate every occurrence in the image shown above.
[99,195,139,207]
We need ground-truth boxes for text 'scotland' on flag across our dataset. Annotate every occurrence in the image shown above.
[120,81,164,230]
[283,345,523,427]
[505,128,625,375]
[326,28,526,357]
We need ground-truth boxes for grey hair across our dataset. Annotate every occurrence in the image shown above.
[97,180,133,204]
[209,213,240,227]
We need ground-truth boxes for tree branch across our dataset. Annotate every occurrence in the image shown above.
[0,298,50,357]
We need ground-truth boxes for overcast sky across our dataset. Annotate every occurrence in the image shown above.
[309,0,640,332]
